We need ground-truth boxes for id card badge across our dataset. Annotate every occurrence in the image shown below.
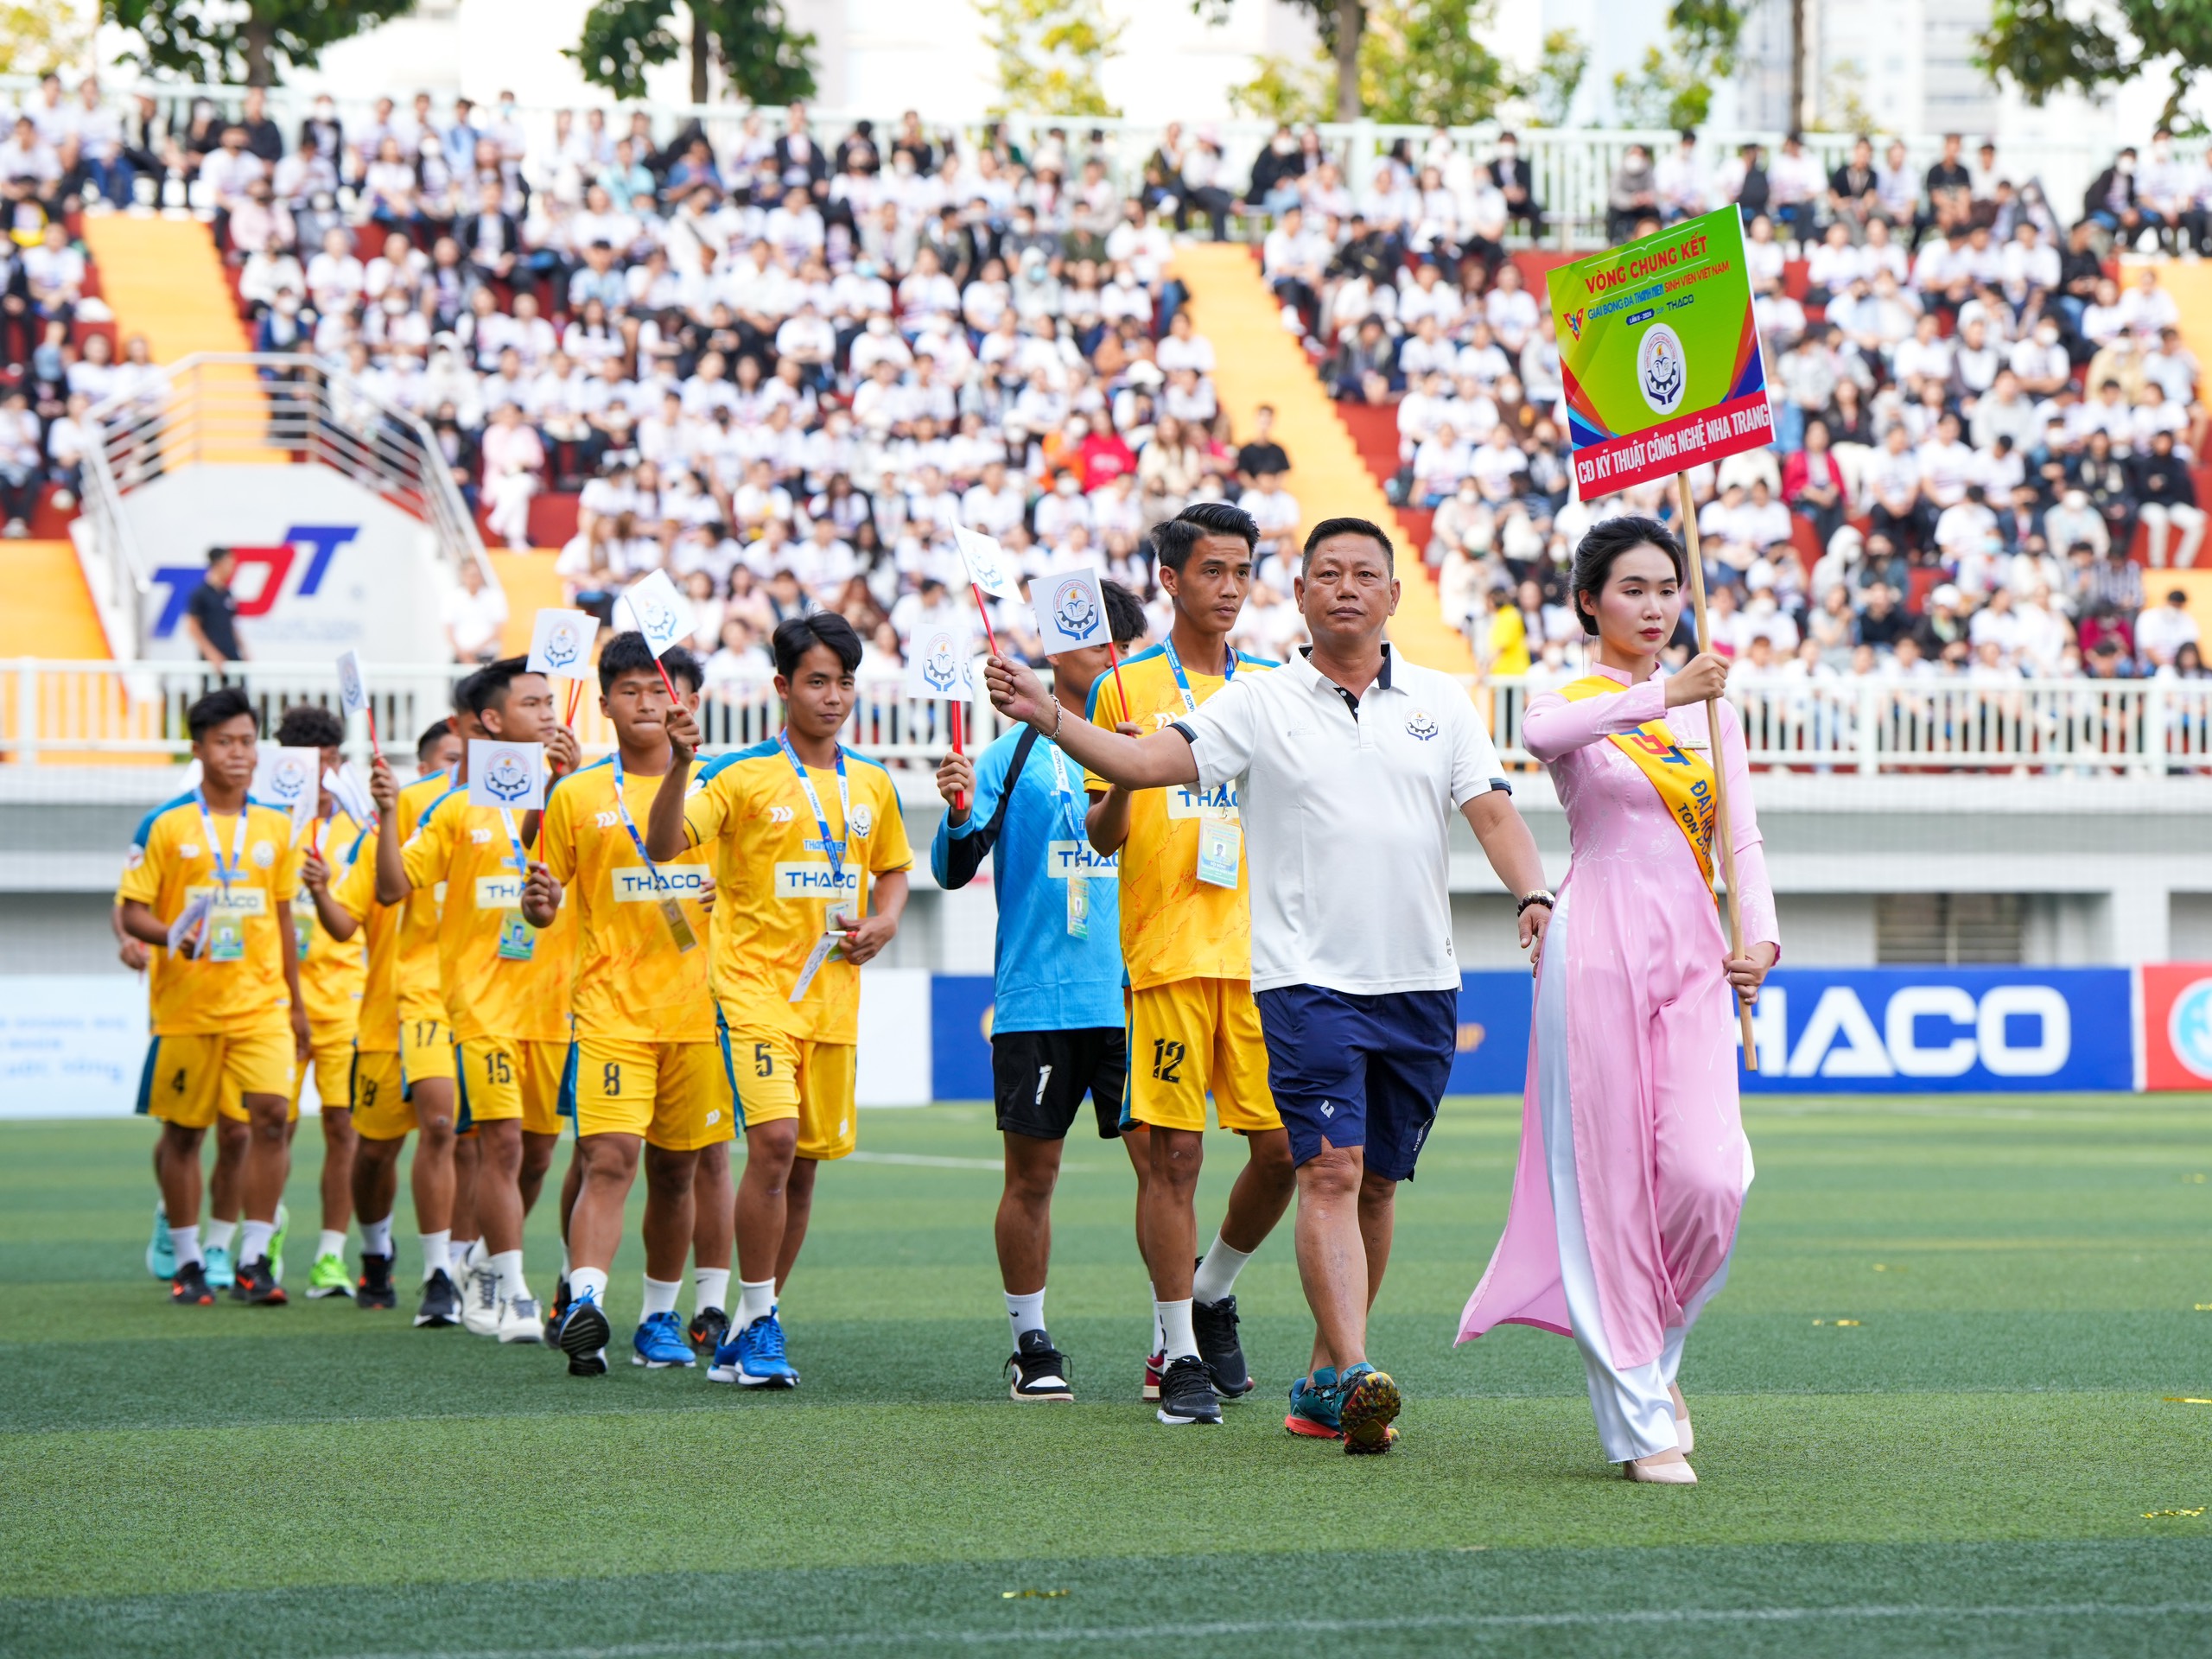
[1065,871,1090,939]
[789,931,838,1002]
[658,896,699,953]
[495,911,536,961]
[1195,818,1242,889]
[823,904,857,961]
[206,911,246,963]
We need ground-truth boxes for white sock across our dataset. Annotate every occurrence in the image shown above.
[642,1275,682,1319]
[1148,1282,1166,1352]
[737,1277,776,1328]
[570,1266,609,1303]
[560,1241,571,1277]
[204,1217,238,1254]
[360,1215,393,1257]
[1005,1287,1047,1348]
[492,1249,528,1303]
[420,1230,451,1281]
[695,1267,730,1313]
[239,1219,275,1262]
[316,1229,346,1260]
[454,1238,482,1274]
[171,1224,202,1268]
[1192,1231,1255,1305]
[1158,1297,1198,1361]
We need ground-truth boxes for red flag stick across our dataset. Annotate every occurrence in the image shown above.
[949,698,967,811]
[563,678,582,728]
[1106,639,1129,715]
[969,582,1002,657]
[363,702,385,766]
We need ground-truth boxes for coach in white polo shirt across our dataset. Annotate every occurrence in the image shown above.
[987,515,1553,1444]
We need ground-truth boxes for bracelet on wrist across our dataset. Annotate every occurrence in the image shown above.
[1516,889,1556,915]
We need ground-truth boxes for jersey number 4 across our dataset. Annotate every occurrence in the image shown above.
[1149,1039,1185,1084]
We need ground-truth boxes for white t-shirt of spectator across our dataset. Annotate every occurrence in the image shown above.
[1177,646,1510,995]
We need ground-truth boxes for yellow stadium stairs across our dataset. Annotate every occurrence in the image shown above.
[1169,241,1475,674]
[0,539,130,764]
[489,550,569,657]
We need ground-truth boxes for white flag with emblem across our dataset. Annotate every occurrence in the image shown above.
[467,740,546,812]
[324,764,377,829]
[335,650,370,713]
[952,524,1022,600]
[526,608,601,679]
[901,624,976,702]
[252,745,321,841]
[618,569,695,658]
[1031,561,1111,658]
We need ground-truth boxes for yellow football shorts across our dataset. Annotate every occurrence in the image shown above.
[290,1036,357,1118]
[455,1036,567,1135]
[351,1049,414,1141]
[719,1019,857,1161]
[397,1010,457,1092]
[137,1030,296,1130]
[1124,978,1280,1135]
[569,1038,736,1150]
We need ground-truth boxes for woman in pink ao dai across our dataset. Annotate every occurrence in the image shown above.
[1459,515,1780,1484]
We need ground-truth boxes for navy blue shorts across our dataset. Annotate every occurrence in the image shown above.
[1254,985,1457,1181]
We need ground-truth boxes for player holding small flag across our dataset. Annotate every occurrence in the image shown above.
[645,614,912,1389]
[524,632,735,1376]
[931,578,1147,1401]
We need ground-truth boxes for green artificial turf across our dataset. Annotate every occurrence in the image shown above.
[3,1095,2210,1656]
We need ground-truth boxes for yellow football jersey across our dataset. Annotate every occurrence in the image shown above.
[681,738,912,1044]
[540,754,714,1044]
[400,783,576,1046]
[330,826,404,1052]
[392,771,454,1024]
[118,791,303,1037]
[291,811,366,1033]
[1084,642,1274,989]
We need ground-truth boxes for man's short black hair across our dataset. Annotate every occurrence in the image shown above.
[1301,516,1395,576]
[465,656,535,718]
[416,717,453,759]
[600,628,702,694]
[1102,578,1146,647]
[772,613,864,680]
[450,671,482,718]
[207,546,235,567]
[1154,501,1259,571]
[274,703,345,749]
[187,685,257,741]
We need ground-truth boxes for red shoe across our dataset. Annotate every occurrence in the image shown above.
[1142,1350,1163,1402]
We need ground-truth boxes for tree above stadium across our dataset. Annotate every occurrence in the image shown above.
[569,0,817,106]
[103,0,419,87]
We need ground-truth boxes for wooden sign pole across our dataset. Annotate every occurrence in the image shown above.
[1675,472,1760,1071]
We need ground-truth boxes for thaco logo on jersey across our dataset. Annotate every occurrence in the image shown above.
[149,526,360,637]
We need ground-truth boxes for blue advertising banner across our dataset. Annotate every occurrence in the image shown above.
[933,967,2135,1103]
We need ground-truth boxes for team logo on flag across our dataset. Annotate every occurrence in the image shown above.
[1050,575,1103,642]
[482,748,535,804]
[263,753,312,806]
[542,620,583,670]
[1637,323,1687,416]
[922,635,960,692]
[1405,711,1439,741]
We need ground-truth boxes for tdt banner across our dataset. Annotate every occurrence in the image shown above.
[1549,204,1775,495]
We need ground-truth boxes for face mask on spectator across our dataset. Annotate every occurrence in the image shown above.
[2063,490,2088,511]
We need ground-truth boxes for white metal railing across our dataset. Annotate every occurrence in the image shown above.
[0,69,2105,251]
[7,661,2210,775]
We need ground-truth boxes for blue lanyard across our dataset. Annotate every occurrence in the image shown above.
[608,751,674,877]
[778,733,849,890]
[1043,739,1083,839]
[1161,636,1231,715]
[495,808,531,877]
[192,789,250,892]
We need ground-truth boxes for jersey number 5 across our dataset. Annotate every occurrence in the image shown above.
[752,1042,774,1078]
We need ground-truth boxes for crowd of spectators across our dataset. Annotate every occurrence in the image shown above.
[1263,123,2209,689]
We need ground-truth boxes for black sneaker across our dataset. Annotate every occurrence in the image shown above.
[1154,1354,1222,1425]
[548,1275,571,1334]
[170,1261,214,1306]
[1193,1293,1254,1397]
[553,1291,611,1378]
[1006,1328,1074,1402]
[414,1268,461,1328]
[688,1304,729,1354]
[230,1255,288,1306]
[354,1251,397,1310]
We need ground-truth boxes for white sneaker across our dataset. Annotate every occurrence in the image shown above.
[461,1262,501,1336]
[497,1295,543,1344]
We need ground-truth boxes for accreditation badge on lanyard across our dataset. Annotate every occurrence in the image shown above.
[781,734,855,1002]
[494,809,536,961]
[612,753,699,952]
[1046,740,1087,940]
[1163,639,1243,889]
[194,791,252,962]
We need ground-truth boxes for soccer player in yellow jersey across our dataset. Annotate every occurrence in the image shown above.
[378,658,580,1346]
[321,703,471,1327]
[117,687,309,1307]
[646,613,912,1388]
[1084,504,1295,1425]
[522,633,732,1376]
[271,704,365,1300]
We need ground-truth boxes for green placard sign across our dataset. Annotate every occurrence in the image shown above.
[1548,205,1773,494]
